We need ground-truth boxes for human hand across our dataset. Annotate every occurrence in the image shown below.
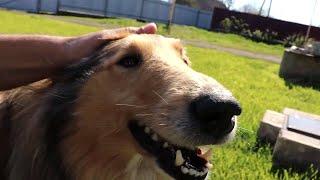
[0,23,157,91]
[63,23,157,64]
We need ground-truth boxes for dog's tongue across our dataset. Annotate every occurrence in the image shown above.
[196,147,213,169]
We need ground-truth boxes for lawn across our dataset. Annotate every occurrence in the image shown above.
[188,46,320,179]
[1,9,319,179]
[52,15,284,56]
[96,19,284,56]
[0,10,98,35]
[0,9,284,56]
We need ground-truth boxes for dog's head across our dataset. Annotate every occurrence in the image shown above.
[6,35,241,180]
[55,34,241,180]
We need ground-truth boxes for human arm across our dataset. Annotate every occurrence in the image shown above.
[0,23,157,90]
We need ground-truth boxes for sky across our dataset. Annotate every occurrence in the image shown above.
[232,0,320,27]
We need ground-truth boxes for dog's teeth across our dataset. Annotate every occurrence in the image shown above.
[151,134,158,141]
[181,166,188,174]
[163,142,169,148]
[189,169,196,176]
[175,150,185,166]
[206,162,213,169]
[144,127,150,134]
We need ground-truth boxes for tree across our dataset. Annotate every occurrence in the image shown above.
[222,0,234,9]
[258,0,266,15]
[240,4,259,14]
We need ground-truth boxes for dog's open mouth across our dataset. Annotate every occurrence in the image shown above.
[128,121,213,180]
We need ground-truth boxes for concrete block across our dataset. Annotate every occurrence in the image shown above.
[257,110,286,145]
[283,108,320,120]
[273,129,320,171]
[279,50,320,83]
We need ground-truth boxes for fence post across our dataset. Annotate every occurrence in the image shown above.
[104,0,109,17]
[56,0,60,14]
[139,0,145,19]
[195,10,200,28]
[36,0,41,13]
[167,0,176,33]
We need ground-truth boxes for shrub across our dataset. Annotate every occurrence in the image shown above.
[220,16,249,34]
[263,29,278,42]
[241,29,252,38]
[220,17,279,45]
[251,30,263,41]
[229,16,249,33]
[283,34,313,47]
[220,18,232,33]
[219,16,317,47]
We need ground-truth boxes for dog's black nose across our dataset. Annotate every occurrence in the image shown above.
[190,95,241,136]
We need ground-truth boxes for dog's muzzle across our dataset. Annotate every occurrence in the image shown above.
[128,121,212,180]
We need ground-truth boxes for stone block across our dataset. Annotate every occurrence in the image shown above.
[273,129,320,171]
[283,108,320,120]
[279,50,320,83]
[257,110,286,145]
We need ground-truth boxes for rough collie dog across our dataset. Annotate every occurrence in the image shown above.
[0,34,241,180]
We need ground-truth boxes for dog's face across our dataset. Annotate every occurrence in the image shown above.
[61,34,241,180]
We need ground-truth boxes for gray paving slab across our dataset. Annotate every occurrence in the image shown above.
[257,110,286,144]
[283,108,320,120]
[273,129,320,170]
[287,114,320,139]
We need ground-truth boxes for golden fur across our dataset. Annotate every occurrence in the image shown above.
[0,34,237,180]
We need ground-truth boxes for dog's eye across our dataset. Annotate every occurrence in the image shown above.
[117,55,141,68]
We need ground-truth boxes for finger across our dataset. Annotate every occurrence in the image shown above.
[100,28,135,40]
[114,23,157,35]
[100,23,157,40]
[137,23,157,34]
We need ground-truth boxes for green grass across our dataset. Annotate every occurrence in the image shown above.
[0,9,284,56]
[58,15,285,56]
[1,9,319,179]
[0,10,98,35]
[187,46,320,179]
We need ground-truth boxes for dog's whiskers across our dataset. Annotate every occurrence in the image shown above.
[115,104,147,108]
[42,57,55,65]
[46,92,66,99]
[11,101,24,107]
[135,113,153,117]
[158,123,168,126]
[152,90,168,105]
[72,111,81,117]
